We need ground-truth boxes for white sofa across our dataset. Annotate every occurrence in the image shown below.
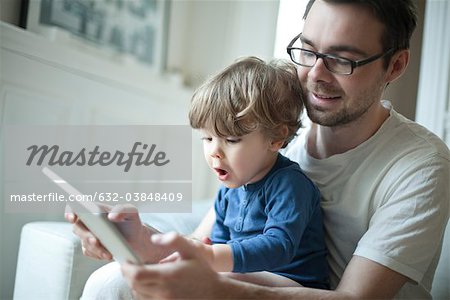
[13,201,212,300]
[13,204,450,300]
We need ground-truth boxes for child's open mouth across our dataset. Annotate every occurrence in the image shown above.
[214,168,229,181]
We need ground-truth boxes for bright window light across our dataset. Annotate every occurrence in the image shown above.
[274,0,308,59]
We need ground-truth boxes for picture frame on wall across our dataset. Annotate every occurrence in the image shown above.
[20,0,170,73]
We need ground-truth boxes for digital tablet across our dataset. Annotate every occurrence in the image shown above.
[42,167,141,264]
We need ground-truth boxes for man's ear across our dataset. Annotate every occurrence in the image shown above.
[386,49,410,84]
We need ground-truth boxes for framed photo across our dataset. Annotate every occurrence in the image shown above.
[20,0,170,72]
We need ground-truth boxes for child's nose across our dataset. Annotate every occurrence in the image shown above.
[209,143,224,159]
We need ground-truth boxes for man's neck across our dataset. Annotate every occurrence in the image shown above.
[307,105,390,159]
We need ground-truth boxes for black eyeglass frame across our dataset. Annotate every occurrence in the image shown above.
[286,33,395,75]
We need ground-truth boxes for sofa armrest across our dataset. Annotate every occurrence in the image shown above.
[13,222,107,300]
[13,201,213,300]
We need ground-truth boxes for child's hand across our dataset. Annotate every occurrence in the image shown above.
[201,236,212,245]
[153,233,215,266]
[158,236,212,264]
[158,251,181,263]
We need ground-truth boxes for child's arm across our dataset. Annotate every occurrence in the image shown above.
[196,243,234,272]
[189,206,215,240]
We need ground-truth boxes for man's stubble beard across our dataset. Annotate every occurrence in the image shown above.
[303,82,380,127]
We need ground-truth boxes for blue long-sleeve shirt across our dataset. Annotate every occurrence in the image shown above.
[211,154,329,288]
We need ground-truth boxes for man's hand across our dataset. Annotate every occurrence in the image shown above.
[65,204,114,260]
[65,204,168,263]
[121,232,222,299]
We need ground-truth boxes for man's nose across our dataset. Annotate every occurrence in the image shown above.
[308,57,334,82]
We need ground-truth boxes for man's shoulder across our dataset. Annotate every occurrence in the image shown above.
[387,110,450,161]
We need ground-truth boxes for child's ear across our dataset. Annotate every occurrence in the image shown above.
[269,139,285,151]
[269,126,288,151]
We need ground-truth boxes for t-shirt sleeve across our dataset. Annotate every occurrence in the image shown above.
[231,169,321,272]
[355,154,450,283]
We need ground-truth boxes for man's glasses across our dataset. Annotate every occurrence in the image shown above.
[287,33,394,75]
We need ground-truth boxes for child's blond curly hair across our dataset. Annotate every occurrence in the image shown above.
[189,56,304,148]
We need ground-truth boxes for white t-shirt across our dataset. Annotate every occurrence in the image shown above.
[284,101,450,298]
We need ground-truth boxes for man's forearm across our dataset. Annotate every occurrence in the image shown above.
[213,275,346,300]
[214,255,409,299]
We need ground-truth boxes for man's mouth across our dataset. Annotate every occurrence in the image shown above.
[312,92,340,100]
[307,91,343,109]
[306,82,342,102]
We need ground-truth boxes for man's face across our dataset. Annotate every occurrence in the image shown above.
[298,0,390,127]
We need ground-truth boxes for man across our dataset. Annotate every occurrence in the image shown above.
[70,0,450,298]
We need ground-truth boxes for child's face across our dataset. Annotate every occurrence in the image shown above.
[201,129,280,188]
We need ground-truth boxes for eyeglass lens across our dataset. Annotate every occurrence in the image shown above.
[291,49,352,74]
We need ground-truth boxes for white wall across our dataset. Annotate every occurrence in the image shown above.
[384,0,425,120]
[1,0,279,87]
[167,0,279,87]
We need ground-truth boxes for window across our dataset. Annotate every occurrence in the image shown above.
[274,0,308,59]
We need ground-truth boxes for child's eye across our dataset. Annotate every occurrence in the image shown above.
[201,137,212,142]
[226,138,241,144]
